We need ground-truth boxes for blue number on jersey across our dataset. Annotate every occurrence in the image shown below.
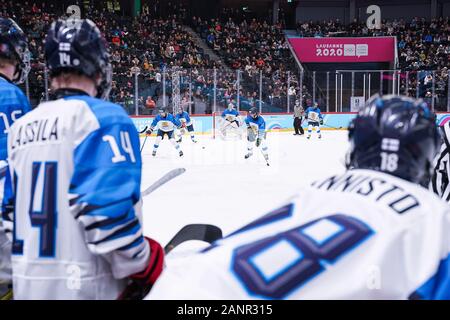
[231,212,373,299]
[12,162,57,257]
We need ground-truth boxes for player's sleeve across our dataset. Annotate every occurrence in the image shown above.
[15,87,31,114]
[185,113,191,123]
[245,116,250,127]
[0,161,13,223]
[172,115,181,128]
[258,118,266,137]
[408,210,450,300]
[408,257,450,300]
[68,120,150,279]
[221,110,226,118]
[0,161,12,286]
[150,116,159,129]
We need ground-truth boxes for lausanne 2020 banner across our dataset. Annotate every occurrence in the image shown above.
[287,37,396,63]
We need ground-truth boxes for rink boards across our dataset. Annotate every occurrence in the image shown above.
[131,112,450,135]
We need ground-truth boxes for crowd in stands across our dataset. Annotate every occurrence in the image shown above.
[296,17,450,109]
[191,11,302,113]
[0,0,448,112]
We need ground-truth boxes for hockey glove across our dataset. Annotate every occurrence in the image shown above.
[146,128,153,135]
[118,237,164,300]
[256,138,261,147]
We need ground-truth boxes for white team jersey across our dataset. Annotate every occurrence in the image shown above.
[308,111,320,122]
[3,95,150,299]
[156,120,177,132]
[148,169,450,300]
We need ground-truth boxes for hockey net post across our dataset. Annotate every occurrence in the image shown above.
[212,111,248,139]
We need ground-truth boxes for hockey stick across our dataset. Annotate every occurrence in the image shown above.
[139,126,149,134]
[320,123,343,130]
[140,135,148,153]
[164,224,223,254]
[0,288,12,300]
[305,117,342,130]
[139,126,150,153]
[141,167,186,197]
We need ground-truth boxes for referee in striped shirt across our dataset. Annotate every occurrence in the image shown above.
[293,100,305,135]
[430,121,450,200]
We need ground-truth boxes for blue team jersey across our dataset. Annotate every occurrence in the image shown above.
[305,107,323,123]
[151,113,181,132]
[245,115,266,133]
[175,111,192,126]
[0,77,31,160]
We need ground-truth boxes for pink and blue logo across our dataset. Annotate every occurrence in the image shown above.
[437,114,450,127]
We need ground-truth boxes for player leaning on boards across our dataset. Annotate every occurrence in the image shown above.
[0,17,32,300]
[146,107,183,157]
[147,95,450,300]
[0,19,164,300]
[244,107,269,166]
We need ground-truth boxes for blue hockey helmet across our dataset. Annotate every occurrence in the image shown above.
[0,18,30,84]
[158,107,168,115]
[44,19,112,99]
[249,107,259,118]
[346,94,440,184]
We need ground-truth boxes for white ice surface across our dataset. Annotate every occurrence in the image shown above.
[140,131,349,246]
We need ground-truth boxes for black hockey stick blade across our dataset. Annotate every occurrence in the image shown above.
[141,167,186,197]
[164,224,223,254]
[139,126,149,134]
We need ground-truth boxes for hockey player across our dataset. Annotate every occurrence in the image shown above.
[0,18,31,300]
[0,18,31,160]
[147,95,450,300]
[175,107,197,143]
[220,101,241,137]
[0,19,164,300]
[305,102,323,139]
[146,107,183,157]
[244,107,269,166]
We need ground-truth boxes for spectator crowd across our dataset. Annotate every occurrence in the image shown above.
[0,0,448,113]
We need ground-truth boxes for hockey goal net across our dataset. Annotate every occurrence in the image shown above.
[212,111,248,139]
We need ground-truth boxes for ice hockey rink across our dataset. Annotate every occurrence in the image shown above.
[140,130,349,247]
